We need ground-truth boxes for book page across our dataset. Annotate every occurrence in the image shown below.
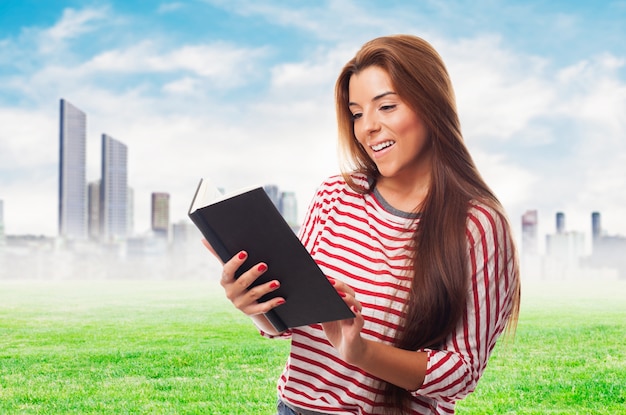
[190,178,261,213]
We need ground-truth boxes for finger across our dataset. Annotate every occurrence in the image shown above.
[236,281,285,315]
[328,277,355,297]
[240,297,285,316]
[234,262,268,291]
[240,278,280,303]
[220,251,248,285]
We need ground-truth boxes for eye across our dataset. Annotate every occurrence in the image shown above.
[380,104,396,111]
[351,112,362,121]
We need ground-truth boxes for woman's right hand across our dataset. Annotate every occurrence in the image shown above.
[202,239,285,319]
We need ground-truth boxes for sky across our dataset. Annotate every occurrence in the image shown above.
[1,0,625,252]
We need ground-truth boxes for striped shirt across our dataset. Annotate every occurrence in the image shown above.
[267,175,518,414]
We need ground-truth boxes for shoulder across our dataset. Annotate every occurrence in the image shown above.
[315,173,370,198]
[466,200,512,245]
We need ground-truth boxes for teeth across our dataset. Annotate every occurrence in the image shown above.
[371,140,395,152]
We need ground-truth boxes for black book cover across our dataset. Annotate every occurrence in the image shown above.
[188,179,354,332]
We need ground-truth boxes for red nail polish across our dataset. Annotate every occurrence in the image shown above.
[328,278,336,285]
[270,281,279,289]
[276,299,285,305]
[339,291,346,298]
[257,264,267,272]
[238,252,247,260]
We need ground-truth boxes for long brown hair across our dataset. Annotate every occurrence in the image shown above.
[335,35,520,412]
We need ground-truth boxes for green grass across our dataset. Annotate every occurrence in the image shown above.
[0,279,624,414]
[456,280,626,414]
[0,281,289,414]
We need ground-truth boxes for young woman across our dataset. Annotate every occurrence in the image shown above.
[211,35,521,415]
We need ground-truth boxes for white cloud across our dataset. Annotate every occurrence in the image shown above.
[2,2,626,243]
[78,41,270,87]
[0,108,56,170]
[38,6,109,54]
[441,35,555,141]
[427,34,626,238]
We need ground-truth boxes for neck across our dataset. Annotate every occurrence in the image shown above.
[376,172,430,213]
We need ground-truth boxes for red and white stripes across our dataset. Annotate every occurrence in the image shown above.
[269,175,517,415]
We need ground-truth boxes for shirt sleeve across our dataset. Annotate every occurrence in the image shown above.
[415,203,518,402]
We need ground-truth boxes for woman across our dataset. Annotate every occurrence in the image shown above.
[212,35,521,415]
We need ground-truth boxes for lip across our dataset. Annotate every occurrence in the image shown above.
[369,140,396,157]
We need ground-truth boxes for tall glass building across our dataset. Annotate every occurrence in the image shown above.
[58,99,87,240]
[279,191,298,228]
[100,134,128,241]
[151,192,170,237]
[87,181,100,240]
[521,209,538,256]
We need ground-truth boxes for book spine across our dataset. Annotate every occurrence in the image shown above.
[188,211,231,263]
[264,309,288,332]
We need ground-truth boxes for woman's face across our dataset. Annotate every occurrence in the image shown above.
[348,66,432,184]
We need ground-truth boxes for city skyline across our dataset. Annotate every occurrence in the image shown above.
[1,1,625,240]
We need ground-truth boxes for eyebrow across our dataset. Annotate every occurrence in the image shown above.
[348,91,397,107]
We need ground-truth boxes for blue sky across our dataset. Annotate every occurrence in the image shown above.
[1,0,625,250]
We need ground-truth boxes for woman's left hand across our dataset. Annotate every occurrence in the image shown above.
[321,278,367,365]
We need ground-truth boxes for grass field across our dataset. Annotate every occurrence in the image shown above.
[0,278,624,414]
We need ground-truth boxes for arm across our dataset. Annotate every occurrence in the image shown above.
[418,206,518,400]
[323,205,518,399]
[323,285,429,389]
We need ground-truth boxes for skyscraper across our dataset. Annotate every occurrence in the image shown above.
[151,192,170,237]
[87,181,100,240]
[521,209,538,256]
[264,185,281,208]
[58,99,87,240]
[279,191,298,228]
[591,211,601,244]
[556,211,565,234]
[100,134,128,241]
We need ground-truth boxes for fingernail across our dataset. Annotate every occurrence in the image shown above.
[270,281,279,289]
[257,263,267,272]
[328,278,336,285]
[238,251,247,260]
[276,299,286,305]
[339,291,346,298]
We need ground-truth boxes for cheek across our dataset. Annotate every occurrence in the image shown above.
[401,119,428,145]
[352,125,367,147]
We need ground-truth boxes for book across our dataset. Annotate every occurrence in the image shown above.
[188,178,354,332]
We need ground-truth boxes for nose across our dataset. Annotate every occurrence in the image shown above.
[359,110,381,138]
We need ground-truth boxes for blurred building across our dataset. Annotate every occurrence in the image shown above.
[264,184,281,208]
[100,134,128,241]
[263,184,300,233]
[545,212,585,263]
[172,220,199,250]
[58,99,87,240]
[280,191,299,232]
[555,211,566,234]
[151,192,170,238]
[521,209,539,256]
[88,181,100,240]
[587,211,626,279]
[0,199,5,245]
[127,187,134,236]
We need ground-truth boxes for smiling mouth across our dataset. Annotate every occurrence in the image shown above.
[371,140,395,152]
